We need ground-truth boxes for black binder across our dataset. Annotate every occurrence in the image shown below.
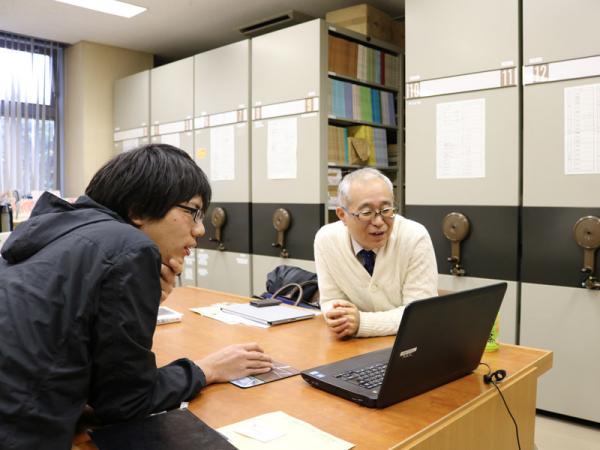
[91,408,235,450]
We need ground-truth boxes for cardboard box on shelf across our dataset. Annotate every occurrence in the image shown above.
[326,4,393,43]
[391,20,404,49]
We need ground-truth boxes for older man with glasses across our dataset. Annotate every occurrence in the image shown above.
[314,168,438,339]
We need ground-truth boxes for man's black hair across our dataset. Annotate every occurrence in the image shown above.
[85,144,211,222]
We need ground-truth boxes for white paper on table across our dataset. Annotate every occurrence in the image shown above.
[436,98,486,179]
[267,117,297,180]
[189,305,270,328]
[564,83,600,175]
[210,125,235,181]
[218,411,354,450]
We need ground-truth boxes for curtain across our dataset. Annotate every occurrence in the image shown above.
[0,31,64,198]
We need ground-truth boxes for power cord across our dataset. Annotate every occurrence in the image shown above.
[479,362,521,450]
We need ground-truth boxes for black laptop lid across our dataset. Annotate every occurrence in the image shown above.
[376,282,507,408]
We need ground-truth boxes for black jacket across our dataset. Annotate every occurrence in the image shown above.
[0,193,205,450]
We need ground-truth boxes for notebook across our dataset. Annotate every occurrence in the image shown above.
[301,283,507,408]
[220,303,316,326]
[157,306,183,325]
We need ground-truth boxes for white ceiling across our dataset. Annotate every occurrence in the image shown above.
[0,0,405,60]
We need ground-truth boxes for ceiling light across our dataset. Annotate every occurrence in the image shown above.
[54,0,146,18]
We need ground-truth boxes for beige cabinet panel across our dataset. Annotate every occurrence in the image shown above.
[405,0,518,80]
[151,57,194,124]
[114,70,149,131]
[524,0,600,65]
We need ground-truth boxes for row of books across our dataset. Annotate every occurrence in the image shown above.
[329,79,396,126]
[328,125,389,167]
[329,35,400,88]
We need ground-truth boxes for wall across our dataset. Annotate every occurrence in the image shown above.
[64,41,152,196]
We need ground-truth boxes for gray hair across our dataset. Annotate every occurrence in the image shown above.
[337,168,394,208]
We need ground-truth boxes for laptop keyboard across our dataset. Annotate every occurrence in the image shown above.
[335,362,388,389]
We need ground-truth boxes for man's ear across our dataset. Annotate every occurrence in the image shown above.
[130,216,146,227]
[336,206,348,225]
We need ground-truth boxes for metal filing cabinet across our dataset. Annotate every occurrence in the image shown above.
[249,19,326,295]
[404,0,520,344]
[113,70,150,153]
[150,57,196,286]
[193,40,253,296]
[520,0,600,422]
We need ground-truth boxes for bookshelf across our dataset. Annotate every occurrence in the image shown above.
[326,24,402,218]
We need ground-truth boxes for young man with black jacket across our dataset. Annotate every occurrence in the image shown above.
[0,144,272,450]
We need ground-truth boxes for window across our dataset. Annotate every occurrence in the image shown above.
[0,32,64,197]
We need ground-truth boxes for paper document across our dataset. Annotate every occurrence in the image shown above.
[564,83,600,174]
[267,117,297,179]
[210,125,235,181]
[436,98,486,179]
[190,304,270,328]
[218,411,354,450]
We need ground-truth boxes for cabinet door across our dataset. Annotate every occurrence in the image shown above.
[193,41,252,296]
[252,114,325,204]
[194,124,250,203]
[251,19,323,106]
[405,87,520,343]
[195,40,249,115]
[197,249,252,297]
[405,0,518,80]
[114,70,149,132]
[406,88,519,207]
[521,76,600,422]
[524,0,600,65]
[114,71,149,154]
[151,57,194,125]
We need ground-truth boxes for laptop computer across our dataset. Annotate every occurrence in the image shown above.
[301,283,507,408]
[220,303,316,326]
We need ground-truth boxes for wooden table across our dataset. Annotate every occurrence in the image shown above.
[75,286,552,449]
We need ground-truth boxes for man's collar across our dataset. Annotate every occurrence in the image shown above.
[350,237,379,256]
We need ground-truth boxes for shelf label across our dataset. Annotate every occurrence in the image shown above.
[524,55,600,85]
[406,69,517,99]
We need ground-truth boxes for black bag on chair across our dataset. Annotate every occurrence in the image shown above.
[264,265,320,309]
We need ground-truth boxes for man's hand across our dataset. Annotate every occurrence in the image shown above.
[324,300,360,339]
[160,258,183,302]
[195,343,273,384]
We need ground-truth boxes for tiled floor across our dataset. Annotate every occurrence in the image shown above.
[535,413,600,450]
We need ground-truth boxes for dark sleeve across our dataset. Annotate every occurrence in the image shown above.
[88,243,206,424]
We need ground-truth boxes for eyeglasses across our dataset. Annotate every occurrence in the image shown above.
[176,204,204,223]
[343,206,397,222]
